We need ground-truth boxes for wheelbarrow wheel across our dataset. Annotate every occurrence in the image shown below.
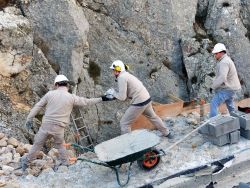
[137,149,161,170]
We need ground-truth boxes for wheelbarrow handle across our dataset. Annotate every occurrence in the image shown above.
[70,143,95,152]
[164,120,210,152]
[159,149,166,156]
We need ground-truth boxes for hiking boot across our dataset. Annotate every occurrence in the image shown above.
[21,156,28,172]
[165,131,174,139]
[53,160,70,171]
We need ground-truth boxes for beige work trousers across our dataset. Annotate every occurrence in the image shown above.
[26,122,68,164]
[120,102,169,136]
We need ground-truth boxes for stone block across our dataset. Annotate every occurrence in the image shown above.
[208,130,240,146]
[198,124,209,135]
[230,110,246,118]
[240,128,250,140]
[231,111,250,130]
[199,115,240,137]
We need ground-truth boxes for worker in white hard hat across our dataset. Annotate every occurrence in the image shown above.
[107,60,173,138]
[209,43,241,117]
[21,74,114,171]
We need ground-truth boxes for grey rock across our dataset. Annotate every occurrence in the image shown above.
[25,0,89,83]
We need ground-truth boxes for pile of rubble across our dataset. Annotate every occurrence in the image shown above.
[0,132,75,187]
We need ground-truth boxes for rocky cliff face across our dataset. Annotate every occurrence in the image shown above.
[0,0,249,143]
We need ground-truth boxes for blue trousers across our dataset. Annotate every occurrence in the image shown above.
[210,89,236,118]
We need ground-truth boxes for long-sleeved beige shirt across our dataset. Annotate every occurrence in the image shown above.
[113,71,150,104]
[27,87,102,127]
[212,54,241,91]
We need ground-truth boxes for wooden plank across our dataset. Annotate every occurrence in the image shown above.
[131,101,184,130]
[131,98,250,131]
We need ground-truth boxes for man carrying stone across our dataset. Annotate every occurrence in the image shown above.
[209,43,241,117]
[107,60,173,138]
[21,75,113,171]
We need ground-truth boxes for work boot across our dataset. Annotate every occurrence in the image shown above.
[165,131,174,139]
[53,160,70,172]
[20,156,28,172]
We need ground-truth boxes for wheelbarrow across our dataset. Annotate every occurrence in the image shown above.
[66,129,165,187]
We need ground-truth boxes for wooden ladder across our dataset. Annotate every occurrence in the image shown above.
[70,85,94,149]
[70,107,94,149]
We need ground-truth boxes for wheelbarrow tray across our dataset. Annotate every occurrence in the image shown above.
[94,129,160,166]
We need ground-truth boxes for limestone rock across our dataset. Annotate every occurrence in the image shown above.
[0,180,6,187]
[25,0,89,83]
[48,148,58,159]
[27,166,42,177]
[0,153,13,165]
[23,144,32,153]
[0,170,4,176]
[31,159,47,169]
[0,9,57,143]
[0,132,5,139]
[2,165,14,175]
[7,137,19,147]
[15,146,26,156]
[13,153,21,163]
[0,139,7,147]
[0,12,32,77]
[14,169,23,176]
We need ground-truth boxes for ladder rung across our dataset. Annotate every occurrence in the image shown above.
[79,135,91,141]
[73,117,83,121]
[70,108,94,147]
[77,126,87,131]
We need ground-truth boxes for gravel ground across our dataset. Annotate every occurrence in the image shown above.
[17,115,250,188]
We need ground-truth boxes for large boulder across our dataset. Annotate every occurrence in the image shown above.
[25,0,89,83]
[78,0,201,100]
[75,0,201,139]
[0,9,56,142]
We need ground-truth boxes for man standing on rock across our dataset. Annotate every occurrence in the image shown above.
[209,43,241,117]
[107,60,173,138]
[21,75,114,171]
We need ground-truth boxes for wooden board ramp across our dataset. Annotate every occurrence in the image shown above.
[131,97,250,131]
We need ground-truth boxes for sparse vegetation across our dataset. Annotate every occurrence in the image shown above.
[88,61,101,84]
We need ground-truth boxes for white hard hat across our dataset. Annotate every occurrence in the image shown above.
[54,75,69,84]
[212,43,227,54]
[110,60,125,72]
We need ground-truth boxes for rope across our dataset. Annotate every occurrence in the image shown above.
[71,143,94,152]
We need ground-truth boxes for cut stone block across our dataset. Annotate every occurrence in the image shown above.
[199,115,240,137]
[240,128,250,140]
[208,130,240,146]
[230,110,246,118]
[231,111,250,130]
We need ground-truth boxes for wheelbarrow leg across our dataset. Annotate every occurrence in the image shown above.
[112,162,133,187]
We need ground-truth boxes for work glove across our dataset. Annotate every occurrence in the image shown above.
[102,95,116,101]
[25,120,33,130]
[105,88,115,96]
